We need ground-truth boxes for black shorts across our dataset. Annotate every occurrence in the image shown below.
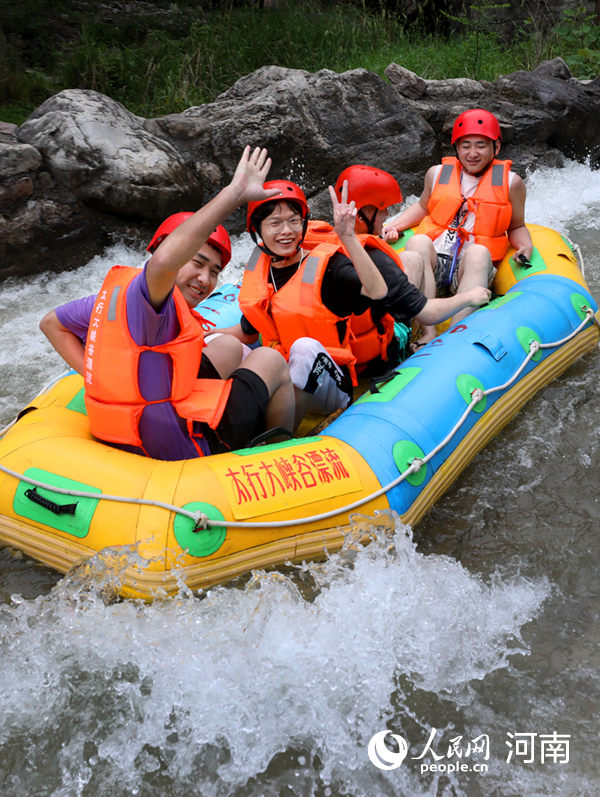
[197,355,270,454]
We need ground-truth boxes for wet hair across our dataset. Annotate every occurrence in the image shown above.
[251,199,304,235]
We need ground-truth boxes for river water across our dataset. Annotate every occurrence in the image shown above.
[0,160,599,796]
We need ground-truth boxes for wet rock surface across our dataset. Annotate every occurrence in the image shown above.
[2,58,599,276]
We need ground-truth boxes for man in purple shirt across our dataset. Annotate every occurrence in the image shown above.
[40,146,294,460]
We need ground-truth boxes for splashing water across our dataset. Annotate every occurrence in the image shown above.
[1,159,599,795]
[0,522,549,796]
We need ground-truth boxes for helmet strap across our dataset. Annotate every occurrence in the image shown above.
[358,208,377,235]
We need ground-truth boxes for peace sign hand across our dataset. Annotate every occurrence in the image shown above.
[329,180,357,242]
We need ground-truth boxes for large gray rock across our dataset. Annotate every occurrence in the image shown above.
[0,130,108,273]
[18,90,203,217]
[389,57,600,172]
[2,58,600,277]
[147,66,436,218]
[494,59,600,162]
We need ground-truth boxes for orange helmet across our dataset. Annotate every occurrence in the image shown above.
[334,165,402,209]
[146,213,231,267]
[246,180,309,234]
[451,109,502,144]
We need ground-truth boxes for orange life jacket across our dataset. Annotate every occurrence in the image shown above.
[238,229,358,384]
[350,233,404,369]
[302,221,403,368]
[83,265,232,452]
[415,156,513,262]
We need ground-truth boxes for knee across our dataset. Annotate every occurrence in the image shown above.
[288,338,328,390]
[245,346,289,384]
[406,234,433,252]
[250,346,287,368]
[400,250,424,281]
[288,336,323,371]
[206,333,242,356]
[289,337,322,361]
[462,245,491,273]
[406,235,435,266]
[204,334,243,376]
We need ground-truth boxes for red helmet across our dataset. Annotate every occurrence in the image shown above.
[335,165,402,209]
[246,180,309,233]
[146,213,231,268]
[206,224,232,268]
[451,109,502,144]
[146,212,193,253]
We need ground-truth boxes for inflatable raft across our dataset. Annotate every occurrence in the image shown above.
[0,224,598,600]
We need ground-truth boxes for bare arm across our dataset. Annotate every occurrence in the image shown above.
[329,182,387,300]
[507,175,533,260]
[146,146,280,309]
[415,286,491,325]
[39,310,86,374]
[383,167,435,241]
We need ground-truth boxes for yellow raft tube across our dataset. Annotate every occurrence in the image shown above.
[0,224,598,599]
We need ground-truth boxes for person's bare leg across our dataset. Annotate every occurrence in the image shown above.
[404,236,439,345]
[293,386,312,431]
[203,334,243,377]
[452,244,492,322]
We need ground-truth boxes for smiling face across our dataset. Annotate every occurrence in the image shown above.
[455,135,500,175]
[175,243,222,307]
[258,201,304,263]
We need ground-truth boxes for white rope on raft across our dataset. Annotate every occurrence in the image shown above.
[563,232,585,280]
[0,308,597,531]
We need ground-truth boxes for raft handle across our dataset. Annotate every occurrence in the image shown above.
[513,253,533,269]
[369,369,399,394]
[248,426,294,447]
[24,487,78,516]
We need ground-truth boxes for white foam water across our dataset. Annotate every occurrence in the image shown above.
[1,158,599,795]
[0,522,549,796]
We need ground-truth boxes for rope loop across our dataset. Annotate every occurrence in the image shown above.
[192,512,209,532]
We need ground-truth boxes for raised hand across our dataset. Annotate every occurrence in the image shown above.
[329,180,358,242]
[230,146,281,204]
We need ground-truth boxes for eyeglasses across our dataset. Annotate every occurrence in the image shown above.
[263,217,304,234]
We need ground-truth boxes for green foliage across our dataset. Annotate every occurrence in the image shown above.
[0,28,54,106]
[1,0,599,125]
[52,2,409,116]
[0,0,71,66]
[0,102,37,125]
[554,7,600,79]
[442,0,511,79]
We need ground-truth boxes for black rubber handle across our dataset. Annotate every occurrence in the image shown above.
[25,487,77,516]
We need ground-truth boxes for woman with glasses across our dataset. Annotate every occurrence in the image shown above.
[214,178,390,430]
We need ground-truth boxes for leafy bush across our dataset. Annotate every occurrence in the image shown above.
[554,7,600,79]
[1,0,599,125]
